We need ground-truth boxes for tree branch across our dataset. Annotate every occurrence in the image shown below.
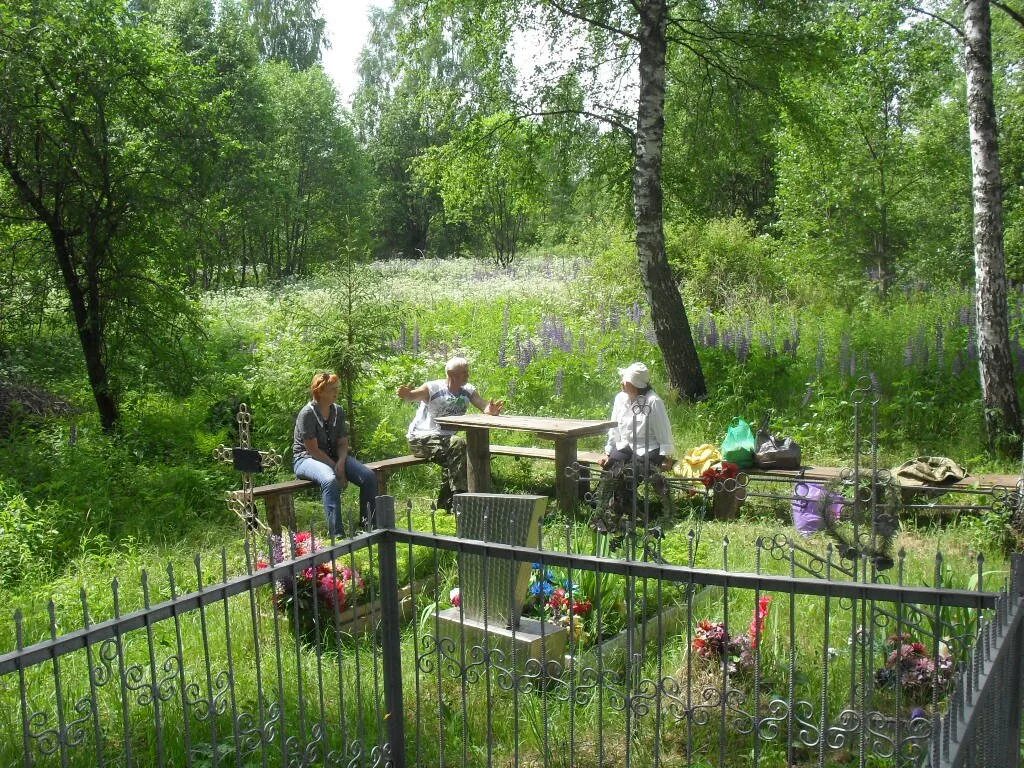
[906,4,966,41]
[545,0,639,43]
[992,0,1024,27]
[521,108,636,138]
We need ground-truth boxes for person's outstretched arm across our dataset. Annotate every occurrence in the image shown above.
[469,390,504,415]
[397,383,430,403]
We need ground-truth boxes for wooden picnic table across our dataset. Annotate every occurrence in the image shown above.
[434,413,615,514]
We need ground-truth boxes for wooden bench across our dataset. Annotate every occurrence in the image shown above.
[242,454,431,533]
[242,446,612,532]
[742,465,1021,493]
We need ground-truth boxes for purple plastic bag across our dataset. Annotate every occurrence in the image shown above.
[791,482,843,536]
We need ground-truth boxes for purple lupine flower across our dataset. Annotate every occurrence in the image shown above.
[498,338,508,368]
[412,323,421,354]
[869,371,879,393]
[760,331,775,358]
[554,368,564,397]
[839,334,851,376]
[959,306,974,327]
[515,339,532,373]
[644,327,658,344]
[695,318,706,345]
[723,330,734,350]
[967,333,978,361]
[903,339,914,368]
[707,313,719,348]
[508,378,517,401]
[608,307,621,330]
[628,301,643,324]
[848,350,856,378]
[916,327,929,368]
[737,332,751,363]
[952,352,963,377]
[399,323,408,352]
[935,321,944,369]
[539,315,571,352]
[790,316,801,354]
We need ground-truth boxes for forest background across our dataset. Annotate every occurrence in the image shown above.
[1,0,1024,605]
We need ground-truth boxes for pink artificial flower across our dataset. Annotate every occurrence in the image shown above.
[450,587,461,607]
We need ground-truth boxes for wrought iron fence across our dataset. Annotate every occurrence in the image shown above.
[2,496,1021,768]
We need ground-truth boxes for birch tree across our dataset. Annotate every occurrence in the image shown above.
[964,0,1022,453]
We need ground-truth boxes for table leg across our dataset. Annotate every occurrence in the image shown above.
[464,427,492,492]
[554,437,579,514]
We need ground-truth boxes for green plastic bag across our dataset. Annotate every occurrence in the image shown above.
[721,418,756,468]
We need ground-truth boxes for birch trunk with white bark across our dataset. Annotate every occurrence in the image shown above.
[964,0,1022,454]
[634,0,706,400]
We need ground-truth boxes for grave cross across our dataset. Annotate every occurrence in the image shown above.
[214,403,281,533]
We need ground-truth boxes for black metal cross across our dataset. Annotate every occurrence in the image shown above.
[214,403,281,533]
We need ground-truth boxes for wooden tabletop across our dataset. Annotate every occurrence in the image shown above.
[435,413,615,438]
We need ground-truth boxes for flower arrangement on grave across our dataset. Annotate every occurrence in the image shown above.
[699,460,740,491]
[873,633,954,702]
[523,564,594,645]
[692,595,773,673]
[256,531,366,618]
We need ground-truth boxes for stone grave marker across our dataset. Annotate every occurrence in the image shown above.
[455,492,547,628]
[435,493,567,673]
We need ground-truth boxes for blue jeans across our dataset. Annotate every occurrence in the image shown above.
[294,456,378,536]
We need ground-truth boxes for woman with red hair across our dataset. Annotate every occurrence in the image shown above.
[293,372,378,535]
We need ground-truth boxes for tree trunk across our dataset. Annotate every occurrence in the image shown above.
[964,0,1022,455]
[53,232,120,432]
[634,0,706,400]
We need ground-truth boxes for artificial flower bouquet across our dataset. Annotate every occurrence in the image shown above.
[873,633,954,702]
[692,595,773,674]
[524,564,594,644]
[699,460,740,491]
[256,531,366,619]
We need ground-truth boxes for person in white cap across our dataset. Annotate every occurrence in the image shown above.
[397,357,504,512]
[592,362,676,529]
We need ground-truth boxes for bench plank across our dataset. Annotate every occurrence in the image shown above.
[744,465,1020,491]
[491,444,604,464]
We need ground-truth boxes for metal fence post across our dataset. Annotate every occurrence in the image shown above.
[1007,554,1024,768]
[376,495,406,768]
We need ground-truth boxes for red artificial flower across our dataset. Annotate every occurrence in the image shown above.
[572,600,593,616]
[548,587,569,611]
[700,461,741,489]
[748,595,773,649]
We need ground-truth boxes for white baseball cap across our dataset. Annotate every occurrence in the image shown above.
[618,362,650,388]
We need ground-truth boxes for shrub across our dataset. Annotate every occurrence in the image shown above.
[667,217,788,311]
[0,480,59,587]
